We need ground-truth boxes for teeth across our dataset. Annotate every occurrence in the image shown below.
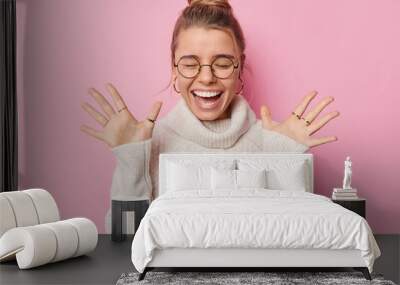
[192,91,222,98]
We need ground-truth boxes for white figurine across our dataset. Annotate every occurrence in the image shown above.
[342,156,352,189]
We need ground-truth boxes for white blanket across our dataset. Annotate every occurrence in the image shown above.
[131,189,381,273]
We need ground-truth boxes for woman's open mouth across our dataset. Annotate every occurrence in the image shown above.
[191,90,224,110]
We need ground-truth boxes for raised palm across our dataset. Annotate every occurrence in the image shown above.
[80,83,162,148]
[261,90,340,148]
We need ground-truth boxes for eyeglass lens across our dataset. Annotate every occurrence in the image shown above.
[177,56,235,79]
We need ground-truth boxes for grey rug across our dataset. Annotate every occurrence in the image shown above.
[116,271,397,285]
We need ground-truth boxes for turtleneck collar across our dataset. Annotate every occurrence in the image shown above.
[162,95,257,149]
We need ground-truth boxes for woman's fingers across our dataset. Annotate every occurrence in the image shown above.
[106,83,137,121]
[307,111,340,136]
[81,102,109,127]
[145,101,163,127]
[292,90,318,118]
[303,96,335,124]
[88,87,116,119]
[260,105,273,129]
[80,124,104,141]
[308,136,338,148]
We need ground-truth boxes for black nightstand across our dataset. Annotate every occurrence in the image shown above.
[332,198,366,218]
[111,200,149,242]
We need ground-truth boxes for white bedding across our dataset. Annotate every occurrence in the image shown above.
[131,189,381,273]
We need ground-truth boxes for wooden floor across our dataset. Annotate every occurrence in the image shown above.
[0,234,398,285]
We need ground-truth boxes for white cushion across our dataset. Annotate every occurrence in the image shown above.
[23,188,60,223]
[0,226,57,269]
[0,218,97,269]
[211,168,267,190]
[166,159,235,192]
[0,191,39,227]
[0,196,17,237]
[0,189,59,237]
[211,168,236,190]
[237,169,267,188]
[42,221,78,262]
[238,159,307,191]
[64,218,98,257]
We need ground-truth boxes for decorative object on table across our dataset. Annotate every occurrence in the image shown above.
[112,200,149,242]
[343,156,353,189]
[332,156,358,200]
[116,271,394,285]
[0,188,98,269]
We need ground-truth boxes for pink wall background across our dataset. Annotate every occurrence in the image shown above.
[16,0,400,234]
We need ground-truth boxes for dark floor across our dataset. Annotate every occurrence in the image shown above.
[0,234,399,285]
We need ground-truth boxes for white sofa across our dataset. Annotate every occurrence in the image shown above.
[0,188,98,269]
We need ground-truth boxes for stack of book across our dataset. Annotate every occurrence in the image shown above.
[332,188,358,200]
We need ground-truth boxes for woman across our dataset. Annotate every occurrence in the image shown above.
[80,0,339,228]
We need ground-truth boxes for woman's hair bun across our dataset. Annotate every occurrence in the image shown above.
[187,0,231,10]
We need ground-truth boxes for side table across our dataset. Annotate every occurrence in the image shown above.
[332,198,366,218]
[112,200,149,242]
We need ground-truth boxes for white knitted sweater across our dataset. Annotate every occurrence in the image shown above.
[109,95,309,202]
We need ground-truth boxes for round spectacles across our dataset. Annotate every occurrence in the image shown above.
[174,56,239,79]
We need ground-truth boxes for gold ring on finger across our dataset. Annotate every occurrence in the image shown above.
[301,117,311,126]
[118,106,127,113]
[291,111,301,120]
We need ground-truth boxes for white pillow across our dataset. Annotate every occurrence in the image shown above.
[237,169,267,188]
[166,160,235,192]
[211,168,236,190]
[237,159,307,191]
[211,168,267,190]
